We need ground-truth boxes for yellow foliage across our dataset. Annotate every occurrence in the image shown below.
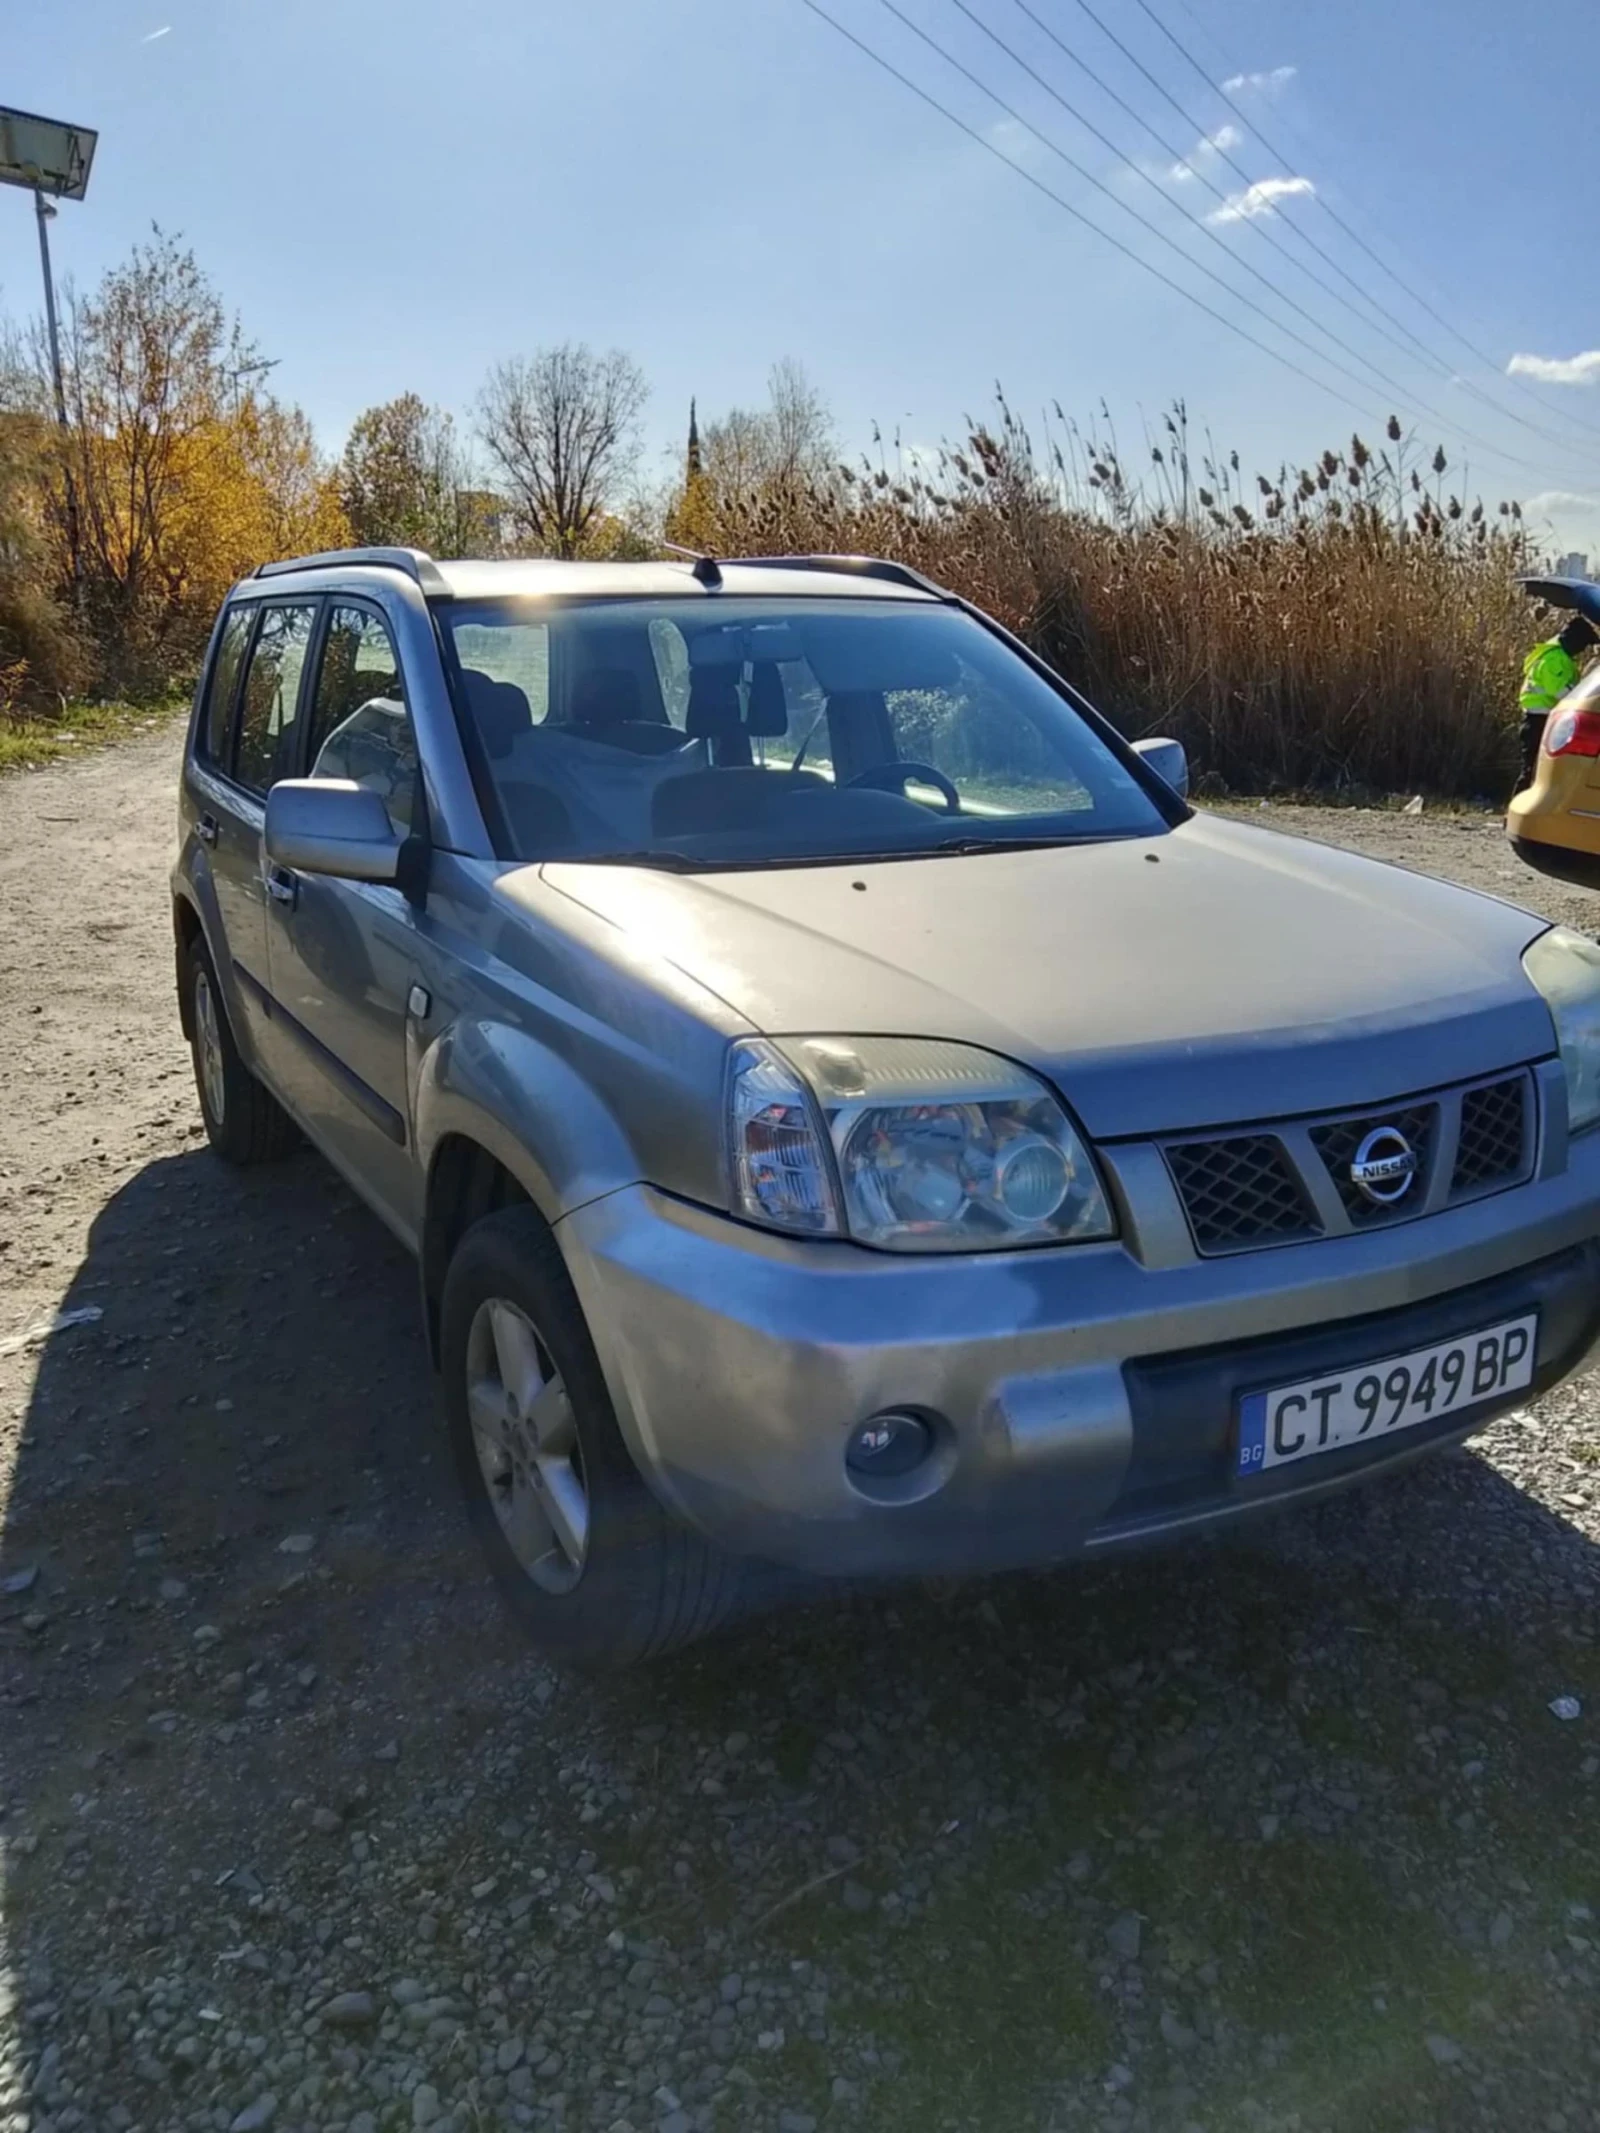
[664,469,716,553]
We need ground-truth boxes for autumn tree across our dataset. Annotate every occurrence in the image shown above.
[339,393,482,554]
[701,359,835,501]
[23,230,346,691]
[0,370,84,711]
[477,343,647,558]
[667,361,838,550]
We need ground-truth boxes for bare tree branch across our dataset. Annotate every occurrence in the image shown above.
[477,344,647,557]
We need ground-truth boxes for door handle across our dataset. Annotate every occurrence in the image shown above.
[196,814,219,846]
[265,868,298,909]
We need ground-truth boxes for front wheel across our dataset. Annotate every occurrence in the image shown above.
[440,1205,744,1668]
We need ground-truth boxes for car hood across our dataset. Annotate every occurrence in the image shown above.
[541,816,1556,1138]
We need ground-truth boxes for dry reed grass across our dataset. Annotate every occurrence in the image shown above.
[700,398,1537,800]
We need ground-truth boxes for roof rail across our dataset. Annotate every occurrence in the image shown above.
[730,553,954,599]
[254,546,451,596]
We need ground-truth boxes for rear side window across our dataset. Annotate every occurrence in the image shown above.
[200,606,253,764]
[234,603,317,793]
[306,603,420,834]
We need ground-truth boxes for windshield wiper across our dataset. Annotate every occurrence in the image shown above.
[545,850,711,873]
[544,831,1131,875]
[926,831,1119,856]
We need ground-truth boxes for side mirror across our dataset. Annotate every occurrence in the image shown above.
[264,778,404,884]
[1133,736,1189,799]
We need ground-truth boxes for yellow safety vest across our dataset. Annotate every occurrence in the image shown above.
[1521,640,1579,716]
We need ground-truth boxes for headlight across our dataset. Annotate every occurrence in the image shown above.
[726,1036,1114,1251]
[1524,927,1600,1133]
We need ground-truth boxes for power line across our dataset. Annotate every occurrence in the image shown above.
[1118,0,1600,450]
[935,0,1593,473]
[1003,0,1600,468]
[861,0,1549,479]
[794,0,1548,493]
[794,0,1393,431]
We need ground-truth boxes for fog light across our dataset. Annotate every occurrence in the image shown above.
[845,1409,933,1479]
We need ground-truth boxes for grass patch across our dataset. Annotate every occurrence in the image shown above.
[0,697,185,773]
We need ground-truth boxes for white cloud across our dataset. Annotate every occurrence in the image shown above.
[1221,65,1296,94]
[1207,174,1314,224]
[986,116,1044,166]
[1169,122,1241,181]
[141,23,171,38]
[1523,491,1600,514]
[1521,490,1600,555]
[1507,349,1600,387]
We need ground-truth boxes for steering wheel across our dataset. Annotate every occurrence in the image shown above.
[843,760,961,813]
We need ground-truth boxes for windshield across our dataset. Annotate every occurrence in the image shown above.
[439,595,1170,867]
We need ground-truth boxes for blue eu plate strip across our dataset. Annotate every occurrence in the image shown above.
[1237,1391,1269,1476]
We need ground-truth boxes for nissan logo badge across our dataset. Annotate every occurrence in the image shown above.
[1349,1125,1418,1206]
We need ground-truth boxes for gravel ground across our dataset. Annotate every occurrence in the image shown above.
[2,728,1599,2133]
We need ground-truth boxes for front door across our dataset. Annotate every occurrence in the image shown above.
[263,598,424,1238]
[190,599,317,1078]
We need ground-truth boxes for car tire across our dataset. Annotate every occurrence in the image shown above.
[441,1204,745,1669]
[185,937,300,1165]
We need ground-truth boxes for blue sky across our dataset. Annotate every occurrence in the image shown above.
[5,0,1599,552]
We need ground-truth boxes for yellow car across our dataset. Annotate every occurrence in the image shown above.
[1507,576,1600,890]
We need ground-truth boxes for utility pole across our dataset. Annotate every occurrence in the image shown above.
[228,357,280,416]
[2,107,99,596]
[34,189,68,426]
[31,187,81,591]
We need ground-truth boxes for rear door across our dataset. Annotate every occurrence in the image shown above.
[262,597,424,1236]
[187,598,318,1072]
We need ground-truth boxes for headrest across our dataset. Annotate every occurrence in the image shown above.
[460,668,534,759]
[746,663,788,738]
[571,667,643,730]
[685,670,743,738]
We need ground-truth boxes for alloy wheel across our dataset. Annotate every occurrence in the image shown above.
[465,1296,588,1594]
[194,965,227,1126]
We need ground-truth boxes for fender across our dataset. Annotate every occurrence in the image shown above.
[170,856,264,1073]
[414,1015,643,1223]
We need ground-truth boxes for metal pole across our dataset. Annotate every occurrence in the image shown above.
[34,186,81,593]
[34,188,67,427]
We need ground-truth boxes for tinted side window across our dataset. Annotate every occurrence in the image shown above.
[306,604,419,834]
[200,606,254,765]
[235,603,317,794]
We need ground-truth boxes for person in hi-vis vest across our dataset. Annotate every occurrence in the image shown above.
[1518,614,1598,790]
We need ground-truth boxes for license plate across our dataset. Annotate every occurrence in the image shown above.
[1236,1313,1537,1476]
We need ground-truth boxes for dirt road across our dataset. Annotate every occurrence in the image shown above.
[2,727,1598,2133]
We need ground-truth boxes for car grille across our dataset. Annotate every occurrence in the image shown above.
[1310,1102,1438,1225]
[1164,1136,1319,1253]
[1160,1070,1535,1258]
[1452,1075,1527,1194]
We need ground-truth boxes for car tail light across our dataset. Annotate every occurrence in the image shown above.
[1544,708,1600,758]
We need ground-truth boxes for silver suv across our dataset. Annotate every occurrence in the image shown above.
[173,545,1600,1665]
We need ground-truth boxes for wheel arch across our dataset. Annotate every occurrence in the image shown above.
[420,1133,541,1367]
[173,892,204,1040]
[414,1018,645,1362]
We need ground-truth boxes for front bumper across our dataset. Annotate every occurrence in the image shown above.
[558,1116,1600,1578]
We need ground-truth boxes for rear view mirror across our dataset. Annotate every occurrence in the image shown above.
[264,779,404,884]
[798,615,960,694]
[1133,736,1189,798]
[686,623,806,668]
